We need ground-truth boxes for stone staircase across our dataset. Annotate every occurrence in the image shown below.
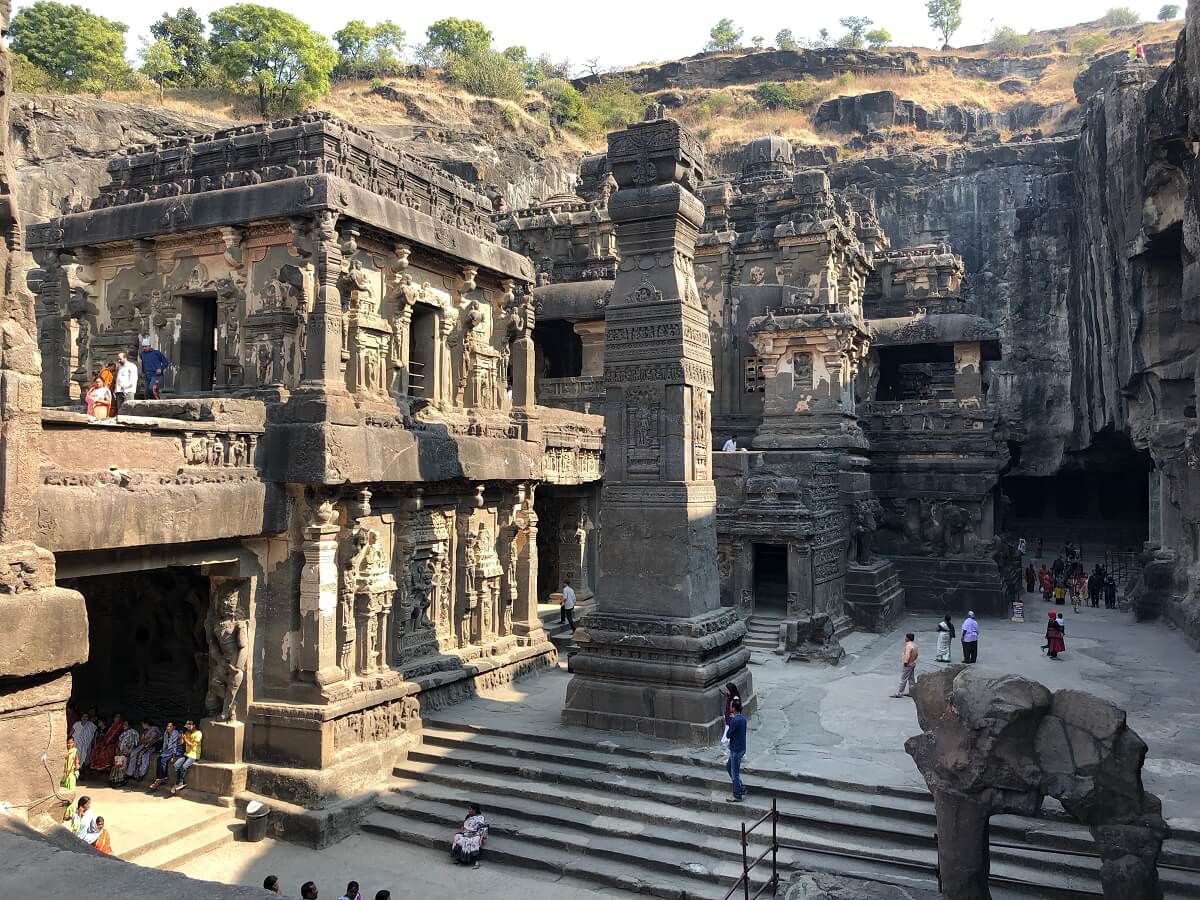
[363,722,1200,899]
[743,613,784,650]
[120,802,241,871]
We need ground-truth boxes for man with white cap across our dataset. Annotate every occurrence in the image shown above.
[138,338,169,399]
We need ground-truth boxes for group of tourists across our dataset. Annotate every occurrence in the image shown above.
[1024,550,1118,612]
[62,795,112,855]
[84,339,170,419]
[65,707,202,798]
[263,878,393,899]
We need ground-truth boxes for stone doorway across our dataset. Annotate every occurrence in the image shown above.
[752,543,788,614]
[62,568,211,725]
[179,293,218,393]
[408,304,438,398]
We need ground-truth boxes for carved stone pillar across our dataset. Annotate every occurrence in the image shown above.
[510,289,536,408]
[298,496,342,692]
[574,320,607,377]
[30,249,73,406]
[563,111,752,743]
[510,483,544,642]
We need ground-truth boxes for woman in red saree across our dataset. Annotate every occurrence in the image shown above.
[1045,611,1066,659]
[88,714,125,773]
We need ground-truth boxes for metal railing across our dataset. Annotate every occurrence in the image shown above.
[722,798,779,900]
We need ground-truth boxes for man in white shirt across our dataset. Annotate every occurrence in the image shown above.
[560,578,577,632]
[113,351,138,414]
[722,434,738,451]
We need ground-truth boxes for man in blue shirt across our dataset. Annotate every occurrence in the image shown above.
[725,697,747,802]
[139,338,169,399]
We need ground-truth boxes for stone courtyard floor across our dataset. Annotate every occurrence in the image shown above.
[171,595,1199,895]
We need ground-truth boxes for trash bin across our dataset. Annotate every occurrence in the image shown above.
[244,800,270,843]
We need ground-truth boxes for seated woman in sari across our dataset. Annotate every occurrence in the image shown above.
[110,722,140,786]
[126,720,161,782]
[86,816,112,854]
[450,803,488,867]
[88,714,125,773]
[63,795,95,839]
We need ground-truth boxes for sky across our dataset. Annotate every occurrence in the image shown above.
[11,0,1180,72]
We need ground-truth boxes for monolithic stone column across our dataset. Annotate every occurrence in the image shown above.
[510,483,544,642]
[562,110,752,743]
[0,3,88,819]
[298,495,342,693]
[573,320,606,377]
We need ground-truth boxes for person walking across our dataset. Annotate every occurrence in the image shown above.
[892,633,919,697]
[722,433,738,451]
[1024,564,1036,595]
[559,578,577,632]
[139,338,169,399]
[961,611,979,663]
[935,614,953,662]
[113,351,138,414]
[1045,611,1066,659]
[724,698,747,802]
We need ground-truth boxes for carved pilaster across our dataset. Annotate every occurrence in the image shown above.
[298,494,343,693]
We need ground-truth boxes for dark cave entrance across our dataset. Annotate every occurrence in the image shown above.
[753,543,789,614]
[534,320,583,378]
[875,344,955,401]
[62,568,212,727]
[1002,433,1150,569]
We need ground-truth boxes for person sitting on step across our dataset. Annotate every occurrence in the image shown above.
[450,802,489,867]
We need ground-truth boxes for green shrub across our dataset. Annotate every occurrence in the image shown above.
[1100,7,1140,27]
[698,89,736,117]
[446,48,526,100]
[1074,33,1106,57]
[753,82,793,110]
[12,51,62,93]
[539,77,583,124]
[573,77,644,136]
[989,26,1029,55]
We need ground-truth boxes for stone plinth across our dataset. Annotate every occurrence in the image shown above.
[561,110,752,743]
[201,719,244,763]
[844,559,905,632]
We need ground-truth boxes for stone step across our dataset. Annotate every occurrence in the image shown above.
[128,816,241,871]
[361,809,734,900]
[117,800,233,864]
[410,726,1200,894]
[385,756,1153,898]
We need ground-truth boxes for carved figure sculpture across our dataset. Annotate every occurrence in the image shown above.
[206,582,249,722]
[848,498,881,565]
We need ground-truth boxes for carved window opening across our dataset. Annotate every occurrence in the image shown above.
[534,320,583,378]
[875,344,954,401]
[179,293,218,393]
[408,304,438,398]
[744,356,765,393]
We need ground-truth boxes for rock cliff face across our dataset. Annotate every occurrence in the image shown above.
[828,139,1079,475]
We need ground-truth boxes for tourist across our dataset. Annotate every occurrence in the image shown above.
[375,892,391,900]
[935,614,953,662]
[88,816,112,855]
[300,883,319,899]
[139,338,169,399]
[64,795,95,838]
[559,577,577,632]
[722,433,738,451]
[71,712,97,770]
[61,736,80,792]
[724,698,748,802]
[1024,564,1036,594]
[263,876,281,893]
[961,611,979,664]
[1070,575,1082,613]
[85,376,112,419]
[1045,611,1066,660]
[1104,574,1118,609]
[451,802,489,866]
[1128,41,1139,62]
[126,719,161,782]
[89,713,125,774]
[171,719,202,793]
[722,682,741,727]
[338,881,362,900]
[113,351,138,414]
[892,632,919,697]
[1054,580,1066,606]
[149,720,180,790]
[1051,556,1065,583]
[1040,566,1053,601]
[110,719,140,786]
[1136,40,1147,63]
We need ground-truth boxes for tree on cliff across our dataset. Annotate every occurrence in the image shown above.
[208,4,337,117]
[1100,7,1140,26]
[150,7,210,86]
[141,38,182,103]
[865,28,892,49]
[333,19,406,79]
[706,19,743,52]
[926,0,963,49]
[776,29,798,51]
[837,16,873,49]
[1158,4,1180,20]
[425,18,493,58]
[9,1,131,94]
